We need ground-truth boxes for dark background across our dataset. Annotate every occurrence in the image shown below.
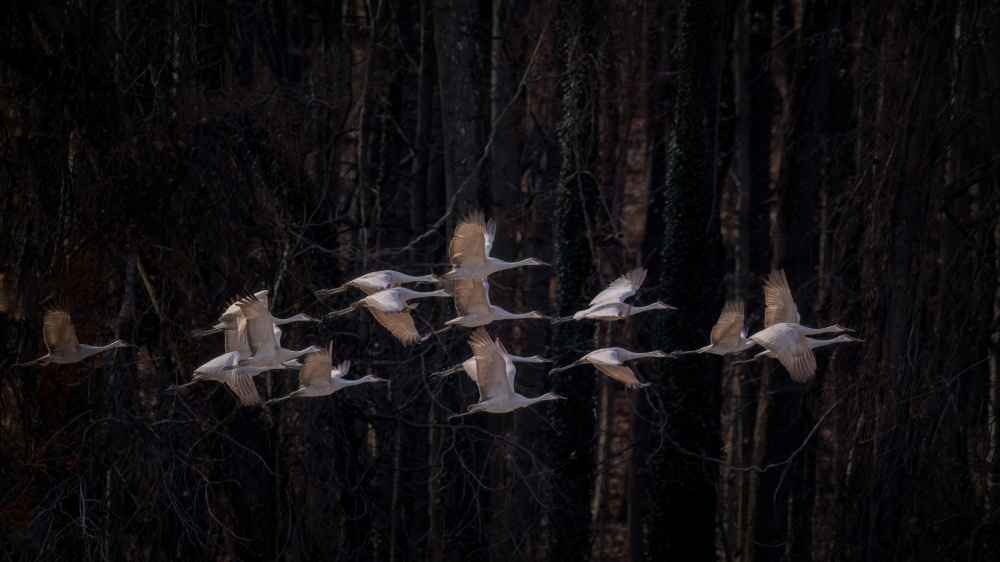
[1,0,998,560]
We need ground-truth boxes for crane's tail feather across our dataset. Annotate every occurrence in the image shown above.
[315,286,347,298]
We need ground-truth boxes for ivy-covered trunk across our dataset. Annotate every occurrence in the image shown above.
[546,0,600,560]
[646,0,726,559]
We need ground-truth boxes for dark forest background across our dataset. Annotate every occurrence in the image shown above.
[2,0,999,560]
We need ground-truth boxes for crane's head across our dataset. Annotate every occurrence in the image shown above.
[527,355,551,363]
[652,350,669,358]
[843,334,865,342]
[532,311,551,319]
[530,257,550,266]
[112,340,135,348]
[833,324,855,333]
[655,301,677,310]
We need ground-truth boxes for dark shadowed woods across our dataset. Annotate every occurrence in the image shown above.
[2,0,999,560]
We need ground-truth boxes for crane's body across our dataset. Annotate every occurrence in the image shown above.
[16,307,132,366]
[747,270,856,382]
[443,211,548,280]
[230,290,321,368]
[549,347,667,389]
[671,299,756,356]
[268,344,386,403]
[450,328,562,418]
[316,271,440,297]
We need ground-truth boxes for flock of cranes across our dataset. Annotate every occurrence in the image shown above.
[15,211,863,415]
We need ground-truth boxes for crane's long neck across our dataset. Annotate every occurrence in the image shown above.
[805,334,853,349]
[79,343,118,359]
[798,324,844,336]
[407,289,451,301]
[522,392,562,406]
[487,258,536,274]
[400,274,439,284]
[620,350,665,362]
[628,303,663,315]
[494,308,539,321]
[273,313,310,325]
[339,375,381,387]
[277,347,315,363]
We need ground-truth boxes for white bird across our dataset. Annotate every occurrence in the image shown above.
[167,352,302,406]
[192,290,318,337]
[450,328,563,418]
[327,287,452,318]
[432,352,551,382]
[733,334,864,366]
[442,277,548,329]
[268,344,386,403]
[16,306,132,366]
[670,299,755,356]
[443,211,548,280]
[748,270,855,382]
[229,290,322,368]
[552,268,675,323]
[315,270,441,297]
[548,347,668,389]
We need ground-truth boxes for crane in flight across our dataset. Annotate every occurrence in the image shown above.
[443,211,548,280]
[450,328,563,418]
[552,267,675,323]
[227,289,322,369]
[16,306,132,366]
[167,352,302,406]
[315,270,441,297]
[268,344,386,403]
[748,270,855,382]
[432,351,550,382]
[548,347,668,389]
[428,277,548,338]
[191,289,317,337]
[734,334,864,366]
[670,299,755,356]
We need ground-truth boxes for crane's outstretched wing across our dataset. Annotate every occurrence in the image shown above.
[589,267,647,309]
[751,326,817,382]
[455,277,492,316]
[469,328,514,402]
[711,299,746,345]
[763,270,799,327]
[43,307,78,352]
[449,211,490,267]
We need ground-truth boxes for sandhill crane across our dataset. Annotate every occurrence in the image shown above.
[229,290,322,369]
[315,270,441,297]
[432,352,550,382]
[166,352,302,406]
[16,306,132,366]
[327,287,451,318]
[670,299,755,356]
[268,345,386,403]
[733,334,864,366]
[443,277,548,329]
[548,348,668,389]
[552,268,675,323]
[443,211,548,280]
[748,270,855,382]
[192,290,318,337]
[450,328,563,418]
